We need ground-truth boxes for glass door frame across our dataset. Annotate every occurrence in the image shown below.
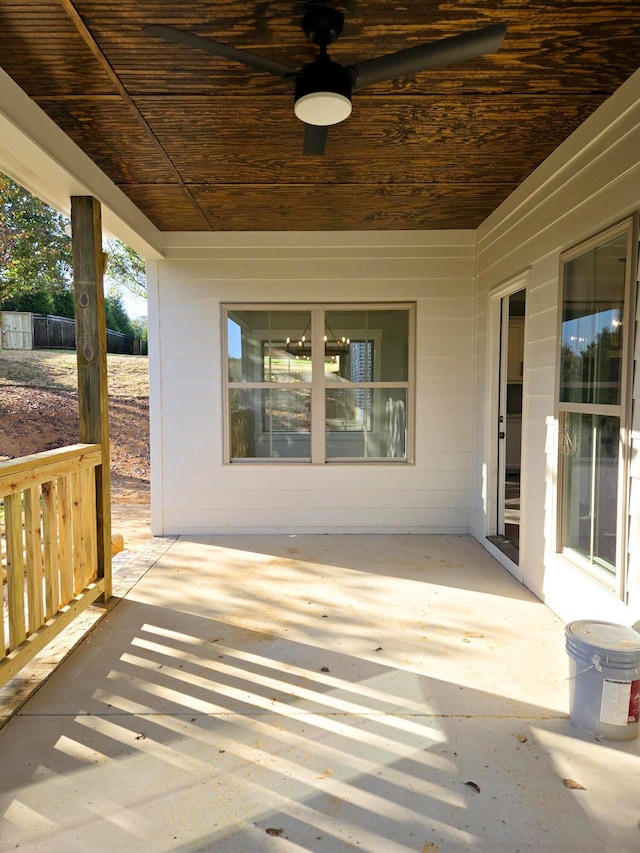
[485,272,529,572]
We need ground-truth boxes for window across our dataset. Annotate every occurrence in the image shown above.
[224,304,414,463]
[557,219,635,587]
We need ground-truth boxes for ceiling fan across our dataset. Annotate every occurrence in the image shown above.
[143,4,506,155]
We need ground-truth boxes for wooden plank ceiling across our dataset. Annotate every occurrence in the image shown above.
[0,1,638,231]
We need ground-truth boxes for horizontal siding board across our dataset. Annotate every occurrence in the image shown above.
[159,317,218,339]
[417,356,473,377]
[162,506,471,533]
[416,318,474,339]
[159,358,218,379]
[156,257,476,282]
[416,298,475,319]
[526,338,557,372]
[161,395,219,417]
[419,376,474,397]
[164,468,472,494]
[523,366,556,397]
[526,307,558,341]
[415,432,472,452]
[159,377,219,398]
[417,336,473,360]
[158,299,219,322]
[162,488,471,513]
[158,278,475,301]
[159,338,218,360]
[161,432,222,455]
[417,397,474,428]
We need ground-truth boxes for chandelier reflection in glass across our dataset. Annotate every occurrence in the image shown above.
[285,319,350,358]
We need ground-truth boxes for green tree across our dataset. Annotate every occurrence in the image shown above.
[130,316,148,344]
[105,293,135,336]
[104,238,146,299]
[1,287,55,315]
[1,175,145,330]
[0,175,72,304]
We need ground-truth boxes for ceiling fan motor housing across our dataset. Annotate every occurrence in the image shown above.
[301,5,345,46]
[294,54,353,125]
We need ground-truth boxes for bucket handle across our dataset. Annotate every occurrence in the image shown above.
[566,654,602,680]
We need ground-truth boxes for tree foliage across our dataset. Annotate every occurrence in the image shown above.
[0,175,72,304]
[105,238,146,299]
[105,293,135,336]
[1,176,147,334]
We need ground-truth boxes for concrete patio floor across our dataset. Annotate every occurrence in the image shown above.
[1,533,639,852]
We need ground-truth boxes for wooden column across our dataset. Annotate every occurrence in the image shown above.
[71,196,111,600]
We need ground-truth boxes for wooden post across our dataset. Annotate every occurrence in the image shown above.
[71,196,112,600]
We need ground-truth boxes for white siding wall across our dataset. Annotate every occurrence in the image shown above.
[150,231,476,535]
[474,68,640,624]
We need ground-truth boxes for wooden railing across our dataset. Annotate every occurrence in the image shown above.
[0,444,109,688]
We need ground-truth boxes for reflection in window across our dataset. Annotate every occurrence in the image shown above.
[225,305,413,463]
[557,221,632,586]
[560,232,626,405]
[561,413,618,572]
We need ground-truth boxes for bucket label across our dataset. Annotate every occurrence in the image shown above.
[600,679,640,726]
[631,679,640,724]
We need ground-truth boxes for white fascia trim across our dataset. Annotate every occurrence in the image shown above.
[0,67,164,260]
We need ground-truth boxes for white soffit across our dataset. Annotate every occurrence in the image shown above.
[0,68,164,260]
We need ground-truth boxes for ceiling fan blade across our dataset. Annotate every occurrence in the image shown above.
[351,22,507,90]
[303,124,328,155]
[143,25,299,80]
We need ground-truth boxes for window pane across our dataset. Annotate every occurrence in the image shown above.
[262,342,312,383]
[326,389,406,459]
[561,412,618,571]
[324,310,409,382]
[230,388,310,460]
[560,233,627,405]
[228,309,311,383]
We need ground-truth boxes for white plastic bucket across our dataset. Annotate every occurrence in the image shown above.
[565,620,640,740]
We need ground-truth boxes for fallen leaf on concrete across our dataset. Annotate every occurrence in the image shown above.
[423,843,440,853]
[374,646,383,651]
[464,781,481,793]
[135,732,146,740]
[266,828,284,836]
[321,666,330,672]
[563,779,586,790]
[516,734,528,743]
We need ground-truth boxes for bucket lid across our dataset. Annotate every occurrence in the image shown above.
[566,620,640,656]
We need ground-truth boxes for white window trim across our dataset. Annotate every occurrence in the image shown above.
[222,302,416,465]
[555,216,637,600]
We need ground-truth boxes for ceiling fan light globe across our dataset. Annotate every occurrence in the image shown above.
[294,92,352,126]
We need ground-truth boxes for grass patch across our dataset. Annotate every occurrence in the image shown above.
[0,349,148,397]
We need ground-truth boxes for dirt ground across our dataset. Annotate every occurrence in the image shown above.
[0,349,149,504]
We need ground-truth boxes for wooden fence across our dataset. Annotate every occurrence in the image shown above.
[0,444,109,688]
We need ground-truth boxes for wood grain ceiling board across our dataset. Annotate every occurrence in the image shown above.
[0,0,638,231]
[134,95,605,186]
[118,184,214,231]
[0,2,117,96]
[188,182,516,231]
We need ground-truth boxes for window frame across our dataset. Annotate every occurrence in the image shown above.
[222,302,416,465]
[555,217,637,597]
